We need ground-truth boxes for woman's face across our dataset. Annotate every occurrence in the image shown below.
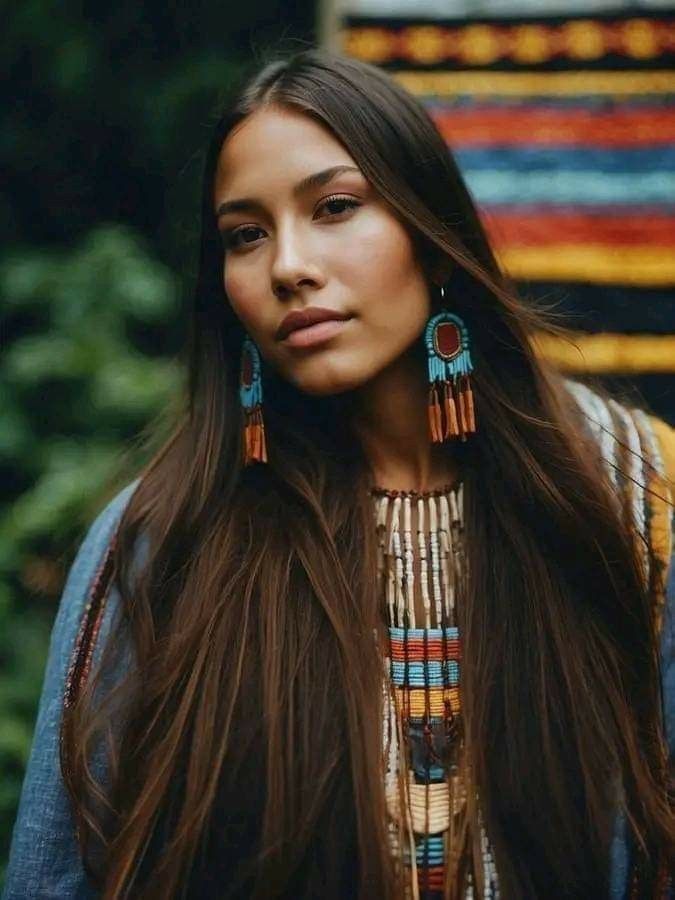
[212,104,432,396]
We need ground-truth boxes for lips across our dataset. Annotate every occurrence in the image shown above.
[276,307,352,342]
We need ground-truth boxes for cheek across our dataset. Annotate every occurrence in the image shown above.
[346,214,421,298]
[347,217,429,329]
[224,269,261,329]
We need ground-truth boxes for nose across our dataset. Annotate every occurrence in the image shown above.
[270,223,323,299]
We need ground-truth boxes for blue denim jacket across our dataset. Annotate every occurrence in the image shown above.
[3,479,674,898]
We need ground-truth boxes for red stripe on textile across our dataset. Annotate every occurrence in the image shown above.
[390,638,461,660]
[481,210,675,247]
[431,108,675,148]
[417,866,444,890]
[63,533,118,710]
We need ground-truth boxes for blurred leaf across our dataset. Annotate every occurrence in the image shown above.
[4,334,83,384]
[0,253,59,310]
[0,406,31,462]
[91,354,182,416]
[3,440,122,546]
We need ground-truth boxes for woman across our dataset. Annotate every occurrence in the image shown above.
[4,49,674,900]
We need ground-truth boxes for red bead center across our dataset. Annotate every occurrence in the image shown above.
[241,349,253,387]
[435,321,461,359]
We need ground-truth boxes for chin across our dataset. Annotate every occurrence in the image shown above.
[291,376,358,398]
[286,362,371,398]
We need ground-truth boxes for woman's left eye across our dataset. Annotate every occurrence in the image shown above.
[316,195,361,218]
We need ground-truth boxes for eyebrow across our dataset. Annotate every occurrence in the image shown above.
[215,165,363,218]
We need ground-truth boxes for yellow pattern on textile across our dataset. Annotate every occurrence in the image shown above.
[396,685,461,717]
[623,18,660,59]
[343,18,670,67]
[652,416,675,487]
[393,69,675,98]
[648,416,675,636]
[533,333,675,374]
[341,27,393,64]
[495,245,675,288]
[457,25,501,65]
[401,26,448,66]
[563,21,605,60]
[511,24,551,65]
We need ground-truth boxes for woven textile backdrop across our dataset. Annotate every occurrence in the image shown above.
[334,0,675,423]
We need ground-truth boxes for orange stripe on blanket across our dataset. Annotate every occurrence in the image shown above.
[482,211,675,248]
[432,107,675,148]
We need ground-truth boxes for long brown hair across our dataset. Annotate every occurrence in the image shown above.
[62,49,673,898]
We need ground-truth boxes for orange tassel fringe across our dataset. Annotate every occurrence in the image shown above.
[243,406,268,465]
[428,376,476,443]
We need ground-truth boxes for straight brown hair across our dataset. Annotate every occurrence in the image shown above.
[62,49,673,898]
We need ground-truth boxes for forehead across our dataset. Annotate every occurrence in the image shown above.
[213,105,358,197]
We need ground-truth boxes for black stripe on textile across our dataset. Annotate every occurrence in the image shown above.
[592,375,675,428]
[519,282,675,336]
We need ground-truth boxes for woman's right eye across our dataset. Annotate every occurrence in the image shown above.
[224,226,264,250]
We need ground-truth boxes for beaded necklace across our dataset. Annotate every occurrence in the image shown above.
[370,481,499,900]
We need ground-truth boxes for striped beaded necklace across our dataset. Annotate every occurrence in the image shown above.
[370,481,499,900]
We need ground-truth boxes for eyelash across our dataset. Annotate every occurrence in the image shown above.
[222,194,361,251]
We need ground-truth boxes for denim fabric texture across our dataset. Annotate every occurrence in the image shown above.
[3,484,674,899]
[2,482,138,900]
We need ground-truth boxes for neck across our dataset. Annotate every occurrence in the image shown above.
[351,347,460,493]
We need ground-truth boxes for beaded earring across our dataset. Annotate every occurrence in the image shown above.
[239,335,268,465]
[424,287,476,443]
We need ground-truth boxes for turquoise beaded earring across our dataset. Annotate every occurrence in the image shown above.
[239,335,267,465]
[424,287,476,443]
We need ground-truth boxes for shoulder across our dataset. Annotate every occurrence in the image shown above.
[648,415,675,485]
[564,378,674,484]
[66,479,140,588]
[564,378,673,608]
[563,378,673,515]
[565,381,675,758]
[2,479,140,899]
[52,479,140,675]
[79,479,140,557]
[64,478,140,598]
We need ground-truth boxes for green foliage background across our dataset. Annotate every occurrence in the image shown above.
[1,0,315,876]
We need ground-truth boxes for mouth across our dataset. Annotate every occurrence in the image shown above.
[281,317,353,349]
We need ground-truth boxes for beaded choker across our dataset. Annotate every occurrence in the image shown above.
[369,479,464,501]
